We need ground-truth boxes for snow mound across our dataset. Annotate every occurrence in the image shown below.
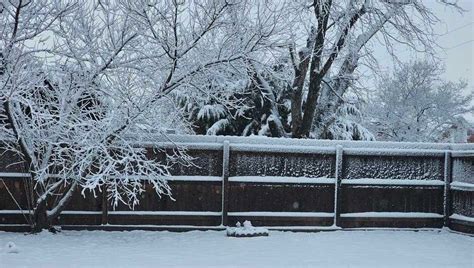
[5,242,19,254]
[226,221,269,237]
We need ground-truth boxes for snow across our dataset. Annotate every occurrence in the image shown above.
[450,214,474,223]
[228,212,334,218]
[2,174,224,182]
[226,221,269,237]
[0,210,32,215]
[137,135,473,157]
[340,212,444,218]
[0,230,472,267]
[197,104,226,121]
[266,226,340,231]
[451,151,474,157]
[450,181,474,191]
[108,211,222,216]
[344,147,446,157]
[0,210,223,217]
[130,141,224,151]
[229,176,335,184]
[452,158,474,184]
[341,179,445,186]
[4,241,19,254]
[57,211,102,215]
[132,133,474,151]
[167,176,222,182]
[230,143,336,154]
[0,172,31,178]
[207,119,230,136]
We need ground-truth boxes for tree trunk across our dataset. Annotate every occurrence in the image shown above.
[31,200,50,233]
[296,77,323,138]
[290,48,313,137]
[47,182,78,221]
[267,115,286,137]
[313,55,359,138]
[289,28,317,138]
[2,101,51,232]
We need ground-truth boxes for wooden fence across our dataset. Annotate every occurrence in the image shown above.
[0,135,473,233]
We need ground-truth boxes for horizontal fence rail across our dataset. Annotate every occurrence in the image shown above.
[0,135,473,233]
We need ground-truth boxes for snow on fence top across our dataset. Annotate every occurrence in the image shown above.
[126,133,474,152]
[127,134,472,184]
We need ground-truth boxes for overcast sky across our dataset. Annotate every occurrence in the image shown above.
[425,0,473,121]
[432,0,473,86]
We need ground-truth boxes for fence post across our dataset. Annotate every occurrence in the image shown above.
[101,184,108,225]
[221,140,230,226]
[334,145,343,227]
[443,151,452,227]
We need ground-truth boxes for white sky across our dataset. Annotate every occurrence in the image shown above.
[426,0,473,122]
[432,0,473,87]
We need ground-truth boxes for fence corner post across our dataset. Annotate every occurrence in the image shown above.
[334,144,343,227]
[221,140,230,227]
[443,151,452,227]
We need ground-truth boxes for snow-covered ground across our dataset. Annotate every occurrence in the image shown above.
[0,229,472,267]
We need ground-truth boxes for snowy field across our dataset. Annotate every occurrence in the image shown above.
[0,229,472,268]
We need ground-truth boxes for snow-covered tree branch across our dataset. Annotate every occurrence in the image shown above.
[366,60,473,142]
[1,0,274,232]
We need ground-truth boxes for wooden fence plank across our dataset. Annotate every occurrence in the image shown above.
[334,145,343,227]
[221,140,230,226]
[444,151,452,226]
[101,184,108,225]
